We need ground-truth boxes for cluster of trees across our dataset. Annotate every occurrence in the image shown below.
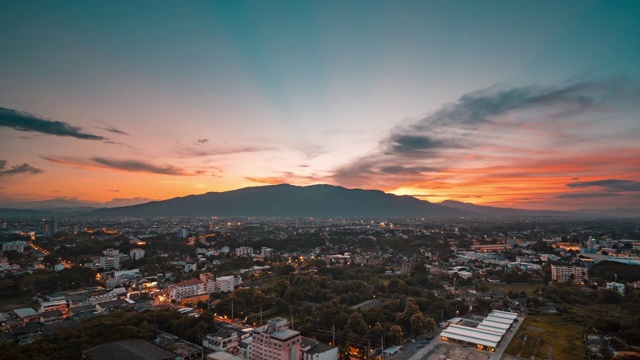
[212,271,464,351]
[0,266,98,300]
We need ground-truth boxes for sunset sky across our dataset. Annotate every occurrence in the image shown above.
[1,0,640,210]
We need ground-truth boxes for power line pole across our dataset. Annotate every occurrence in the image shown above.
[259,307,262,326]
[290,305,294,330]
[231,301,234,322]
[332,325,335,346]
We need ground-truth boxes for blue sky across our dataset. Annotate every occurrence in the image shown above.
[1,0,639,209]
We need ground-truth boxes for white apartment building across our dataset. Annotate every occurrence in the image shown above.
[551,264,588,283]
[2,240,29,253]
[168,279,205,301]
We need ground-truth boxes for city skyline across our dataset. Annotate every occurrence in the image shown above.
[1,1,640,210]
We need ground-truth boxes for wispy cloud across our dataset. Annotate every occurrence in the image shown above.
[0,107,106,140]
[172,140,274,158]
[91,157,190,175]
[0,159,43,177]
[97,124,130,136]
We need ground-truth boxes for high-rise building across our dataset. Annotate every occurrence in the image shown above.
[252,318,300,360]
[42,218,58,235]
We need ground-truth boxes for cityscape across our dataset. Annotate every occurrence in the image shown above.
[1,1,640,360]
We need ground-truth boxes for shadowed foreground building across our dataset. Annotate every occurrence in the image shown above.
[82,339,177,360]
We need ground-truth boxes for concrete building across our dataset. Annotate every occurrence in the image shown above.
[261,247,273,260]
[202,330,239,352]
[252,318,301,360]
[42,218,58,235]
[169,279,206,301]
[216,276,236,293]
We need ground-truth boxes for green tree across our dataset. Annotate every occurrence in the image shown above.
[388,325,404,345]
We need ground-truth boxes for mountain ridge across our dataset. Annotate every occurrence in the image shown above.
[1,184,639,219]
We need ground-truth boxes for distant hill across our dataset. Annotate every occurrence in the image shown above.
[438,200,572,218]
[87,184,468,218]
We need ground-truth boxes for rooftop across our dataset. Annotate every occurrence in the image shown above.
[82,339,176,360]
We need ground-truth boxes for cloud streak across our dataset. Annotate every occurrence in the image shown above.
[0,159,43,177]
[42,156,216,176]
[0,107,106,140]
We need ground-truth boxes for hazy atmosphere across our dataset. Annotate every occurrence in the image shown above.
[1,0,640,210]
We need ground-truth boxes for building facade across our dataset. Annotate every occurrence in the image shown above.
[168,279,206,301]
[252,318,301,360]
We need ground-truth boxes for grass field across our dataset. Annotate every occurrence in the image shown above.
[485,283,540,296]
[505,315,586,360]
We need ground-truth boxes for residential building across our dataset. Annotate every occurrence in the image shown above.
[252,317,301,360]
[200,272,216,293]
[607,282,625,295]
[89,289,118,305]
[2,240,29,253]
[169,279,206,301]
[236,246,254,257]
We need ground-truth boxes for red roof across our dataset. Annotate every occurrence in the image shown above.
[173,279,203,287]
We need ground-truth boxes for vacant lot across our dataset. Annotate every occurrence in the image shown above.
[504,315,586,360]
[423,344,491,360]
[486,283,540,296]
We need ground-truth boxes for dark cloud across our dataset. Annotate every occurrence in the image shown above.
[106,189,120,192]
[91,157,190,176]
[0,160,43,177]
[387,134,448,155]
[378,165,436,174]
[556,192,622,199]
[197,139,209,144]
[566,179,640,192]
[0,107,106,140]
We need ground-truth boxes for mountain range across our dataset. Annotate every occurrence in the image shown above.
[1,184,639,219]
